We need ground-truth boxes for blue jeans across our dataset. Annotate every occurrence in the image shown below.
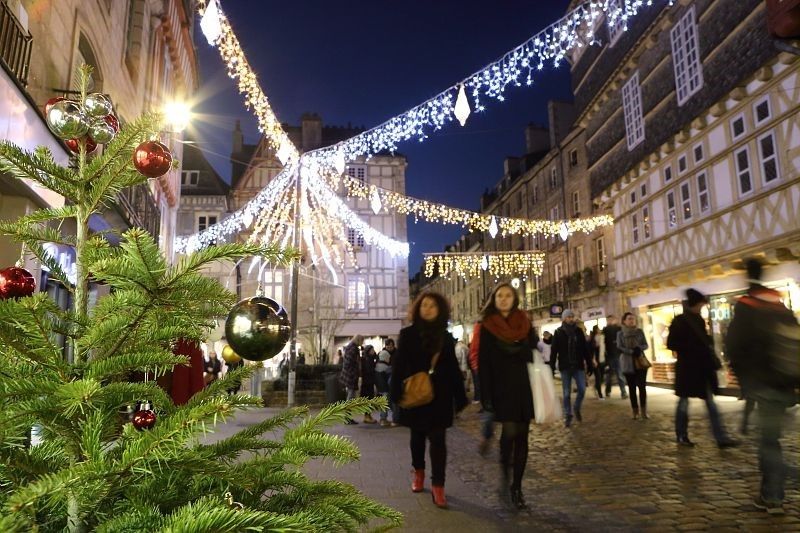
[560,369,586,418]
[604,357,627,397]
[757,398,787,503]
[675,385,726,442]
[375,370,391,421]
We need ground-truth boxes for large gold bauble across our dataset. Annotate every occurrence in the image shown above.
[221,344,241,363]
[224,296,291,362]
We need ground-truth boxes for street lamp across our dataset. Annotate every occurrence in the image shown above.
[163,101,192,133]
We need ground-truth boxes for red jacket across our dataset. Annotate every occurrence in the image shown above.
[468,323,481,371]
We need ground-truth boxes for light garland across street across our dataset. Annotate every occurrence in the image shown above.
[424,251,546,280]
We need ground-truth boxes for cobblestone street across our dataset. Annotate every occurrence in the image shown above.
[216,386,798,532]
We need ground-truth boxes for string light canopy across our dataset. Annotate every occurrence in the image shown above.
[425,251,546,280]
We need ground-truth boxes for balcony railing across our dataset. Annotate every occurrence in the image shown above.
[0,0,32,86]
[117,184,161,240]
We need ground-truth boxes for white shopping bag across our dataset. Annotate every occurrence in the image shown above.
[528,351,562,424]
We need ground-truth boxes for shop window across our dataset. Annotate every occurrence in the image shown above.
[644,303,684,363]
[697,171,710,213]
[757,131,779,184]
[671,5,703,106]
[734,146,753,195]
[680,181,692,221]
[622,71,645,150]
[730,114,746,141]
[666,190,677,229]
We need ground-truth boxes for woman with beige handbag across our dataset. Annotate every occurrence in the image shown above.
[617,312,650,419]
[389,291,468,509]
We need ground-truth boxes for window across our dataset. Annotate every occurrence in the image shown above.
[347,165,367,184]
[754,96,771,126]
[731,115,746,140]
[607,0,625,46]
[595,237,606,269]
[531,184,538,205]
[347,228,365,249]
[678,154,688,174]
[574,245,584,271]
[693,143,704,164]
[346,276,368,312]
[516,191,523,210]
[630,190,637,205]
[550,205,559,220]
[181,170,199,186]
[569,149,579,167]
[697,171,710,213]
[670,6,703,106]
[572,191,580,216]
[758,131,779,184]
[632,212,640,245]
[198,215,217,231]
[550,167,558,190]
[734,146,753,195]
[554,263,563,282]
[641,183,647,198]
[622,72,645,150]
[642,205,651,240]
[666,190,677,229]
[664,165,673,183]
[680,181,692,221]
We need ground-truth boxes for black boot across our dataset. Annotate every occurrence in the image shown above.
[510,487,528,510]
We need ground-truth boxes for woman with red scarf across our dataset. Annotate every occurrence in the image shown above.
[478,282,537,510]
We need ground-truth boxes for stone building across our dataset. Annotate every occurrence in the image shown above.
[572,0,800,387]
[0,0,198,308]
[229,114,410,363]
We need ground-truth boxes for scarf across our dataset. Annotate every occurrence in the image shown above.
[620,325,641,352]
[416,319,445,355]
[482,309,531,343]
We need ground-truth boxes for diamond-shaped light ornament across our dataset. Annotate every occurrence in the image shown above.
[559,222,570,241]
[334,150,346,175]
[276,142,292,165]
[481,255,489,271]
[454,84,471,127]
[489,216,499,239]
[200,0,222,45]
[370,188,382,214]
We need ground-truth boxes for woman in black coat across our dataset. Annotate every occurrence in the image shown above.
[390,291,468,509]
[478,282,537,510]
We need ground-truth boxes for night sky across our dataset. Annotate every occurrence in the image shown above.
[190,0,573,275]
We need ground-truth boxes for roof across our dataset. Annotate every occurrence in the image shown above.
[180,139,230,196]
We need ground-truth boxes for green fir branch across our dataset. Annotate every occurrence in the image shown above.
[84,350,189,381]
[0,142,80,202]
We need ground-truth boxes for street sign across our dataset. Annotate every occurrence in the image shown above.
[549,302,564,318]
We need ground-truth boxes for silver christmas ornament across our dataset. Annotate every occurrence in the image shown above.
[83,93,112,117]
[89,118,115,144]
[46,100,89,139]
[224,296,291,362]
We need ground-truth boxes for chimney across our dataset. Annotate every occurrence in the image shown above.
[232,120,243,154]
[547,101,576,148]
[524,123,549,154]
[301,112,323,151]
[504,156,520,178]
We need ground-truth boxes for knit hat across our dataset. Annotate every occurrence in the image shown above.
[561,309,575,320]
[685,288,708,307]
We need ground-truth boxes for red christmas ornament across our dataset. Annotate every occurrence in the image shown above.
[133,140,172,178]
[44,96,65,115]
[0,266,36,299]
[132,403,157,431]
[104,114,119,133]
[64,137,98,153]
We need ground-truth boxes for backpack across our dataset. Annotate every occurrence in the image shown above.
[771,319,800,386]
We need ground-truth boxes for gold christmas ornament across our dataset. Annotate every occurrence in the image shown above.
[221,344,241,363]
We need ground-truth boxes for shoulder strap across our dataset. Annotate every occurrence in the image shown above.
[428,352,441,374]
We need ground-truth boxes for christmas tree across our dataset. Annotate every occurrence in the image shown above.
[0,67,400,532]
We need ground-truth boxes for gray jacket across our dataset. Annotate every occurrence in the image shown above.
[616,327,649,374]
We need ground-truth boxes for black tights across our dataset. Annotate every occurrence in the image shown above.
[499,421,530,490]
[624,370,647,410]
[410,427,447,485]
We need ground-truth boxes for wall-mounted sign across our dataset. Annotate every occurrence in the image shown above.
[549,302,564,318]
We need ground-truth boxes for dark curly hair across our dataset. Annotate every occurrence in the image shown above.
[408,291,451,325]
[480,282,520,320]
[409,291,451,355]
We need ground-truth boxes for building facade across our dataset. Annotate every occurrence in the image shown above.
[229,114,410,363]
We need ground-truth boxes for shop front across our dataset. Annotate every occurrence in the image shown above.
[631,264,800,392]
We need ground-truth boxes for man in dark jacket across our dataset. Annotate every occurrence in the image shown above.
[550,309,593,427]
[339,335,363,425]
[602,315,627,398]
[667,288,737,449]
[726,259,799,515]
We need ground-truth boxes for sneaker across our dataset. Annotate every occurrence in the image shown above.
[379,419,390,427]
[676,435,695,447]
[575,410,582,422]
[565,415,573,428]
[717,438,740,449]
[753,495,784,515]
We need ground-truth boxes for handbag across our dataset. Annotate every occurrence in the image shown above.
[632,347,651,370]
[399,352,441,409]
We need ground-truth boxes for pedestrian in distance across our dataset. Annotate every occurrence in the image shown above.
[537,331,552,364]
[617,312,649,419]
[726,259,799,515]
[550,309,594,427]
[589,325,605,399]
[476,282,537,510]
[602,315,627,398]
[390,291,468,509]
[667,289,738,448]
[360,344,379,424]
[339,334,363,425]
[203,350,222,387]
[375,338,395,427]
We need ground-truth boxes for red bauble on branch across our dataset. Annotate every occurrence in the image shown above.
[44,96,65,115]
[133,140,172,178]
[65,137,98,154]
[0,267,36,299]
[103,114,119,133]
[131,402,157,431]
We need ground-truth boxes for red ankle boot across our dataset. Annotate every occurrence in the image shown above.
[431,485,447,508]
[411,469,424,493]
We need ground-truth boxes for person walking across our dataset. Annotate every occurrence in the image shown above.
[617,312,649,419]
[454,338,469,392]
[667,289,738,448]
[390,292,468,509]
[477,282,537,509]
[589,325,605,399]
[537,331,552,364]
[375,339,395,427]
[339,335,363,425]
[360,345,379,424]
[550,309,593,427]
[469,322,495,456]
[726,259,798,514]
[603,315,627,398]
[203,350,222,387]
